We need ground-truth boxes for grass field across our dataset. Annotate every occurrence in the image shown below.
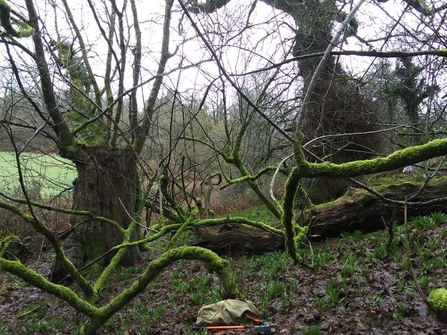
[0,151,77,198]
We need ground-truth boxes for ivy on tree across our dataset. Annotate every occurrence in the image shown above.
[0,0,33,37]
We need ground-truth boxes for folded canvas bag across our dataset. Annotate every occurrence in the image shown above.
[195,299,260,326]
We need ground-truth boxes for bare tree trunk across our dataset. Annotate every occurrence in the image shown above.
[75,146,140,264]
[51,146,141,283]
[293,0,382,202]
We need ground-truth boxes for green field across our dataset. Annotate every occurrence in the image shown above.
[0,152,77,198]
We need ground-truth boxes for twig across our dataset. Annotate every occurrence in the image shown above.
[269,153,294,202]
[17,304,44,319]
[408,155,446,201]
[349,177,447,207]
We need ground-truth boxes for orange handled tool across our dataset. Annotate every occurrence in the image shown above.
[201,325,247,330]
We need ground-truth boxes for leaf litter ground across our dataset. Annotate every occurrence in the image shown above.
[1,221,447,334]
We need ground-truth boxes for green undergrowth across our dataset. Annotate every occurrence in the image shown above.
[1,212,447,334]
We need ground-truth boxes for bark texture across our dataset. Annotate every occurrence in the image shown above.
[72,146,141,265]
[51,146,141,283]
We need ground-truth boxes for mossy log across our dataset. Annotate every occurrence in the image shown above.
[192,177,447,254]
[305,176,447,237]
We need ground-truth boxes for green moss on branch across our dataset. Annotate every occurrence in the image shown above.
[0,235,20,258]
[168,208,198,248]
[0,0,33,37]
[3,240,239,334]
[282,166,301,263]
[92,221,138,294]
[129,215,284,248]
[86,246,239,334]
[298,138,447,178]
[0,200,95,299]
[0,258,98,317]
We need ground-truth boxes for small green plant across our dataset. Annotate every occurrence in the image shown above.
[431,211,446,225]
[393,252,402,263]
[175,281,191,293]
[371,247,385,259]
[129,266,143,274]
[49,317,65,329]
[17,303,52,334]
[325,279,344,304]
[192,291,205,305]
[419,276,431,288]
[393,303,407,321]
[352,230,364,242]
[267,281,285,299]
[386,238,399,255]
[302,326,322,335]
[401,258,411,271]
[289,280,300,292]
[240,205,278,223]
[411,216,436,229]
[354,276,363,296]
[361,269,371,278]
[372,294,384,303]
[257,281,285,312]
[320,251,333,262]
[131,306,151,320]
[404,290,415,299]
[171,268,184,279]
[392,310,404,321]
[314,297,327,310]
[340,231,351,241]
[422,257,436,274]
[315,250,333,272]
[341,262,355,277]
[426,238,440,252]
[369,235,379,244]
[364,316,379,328]
[115,266,128,281]
[28,318,53,333]
[340,251,355,263]
[433,256,447,270]
[152,306,166,321]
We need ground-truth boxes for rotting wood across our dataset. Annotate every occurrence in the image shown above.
[190,225,284,255]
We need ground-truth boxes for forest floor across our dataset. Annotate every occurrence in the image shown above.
[1,213,447,335]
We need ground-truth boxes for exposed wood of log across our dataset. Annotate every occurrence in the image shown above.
[191,177,447,254]
[190,225,285,255]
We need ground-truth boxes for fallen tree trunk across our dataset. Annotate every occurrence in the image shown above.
[305,176,447,237]
[192,176,447,254]
[191,225,285,255]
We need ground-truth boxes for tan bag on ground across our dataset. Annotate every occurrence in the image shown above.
[195,299,260,326]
